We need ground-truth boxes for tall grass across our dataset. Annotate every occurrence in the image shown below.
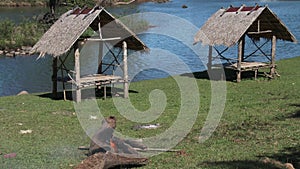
[0,20,45,50]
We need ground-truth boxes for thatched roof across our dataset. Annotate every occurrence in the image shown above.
[194,5,297,47]
[31,7,148,57]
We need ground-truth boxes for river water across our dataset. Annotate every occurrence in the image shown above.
[0,0,299,96]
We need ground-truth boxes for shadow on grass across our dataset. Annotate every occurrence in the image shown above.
[288,104,300,118]
[38,87,138,101]
[266,145,300,168]
[197,145,300,169]
[181,69,267,82]
[197,160,283,169]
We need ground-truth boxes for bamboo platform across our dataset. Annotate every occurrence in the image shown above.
[223,62,270,71]
[57,74,122,100]
[213,61,272,80]
[70,74,122,89]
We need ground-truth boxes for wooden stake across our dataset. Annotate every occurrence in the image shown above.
[270,35,276,77]
[123,41,129,99]
[52,57,58,99]
[74,42,81,103]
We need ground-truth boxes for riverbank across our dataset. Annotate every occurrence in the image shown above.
[0,0,169,7]
[0,0,168,57]
[0,1,45,7]
[0,56,299,168]
[0,20,45,57]
[0,46,33,57]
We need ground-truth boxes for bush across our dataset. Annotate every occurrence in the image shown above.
[0,20,46,50]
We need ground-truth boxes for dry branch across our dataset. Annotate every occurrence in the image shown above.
[75,151,148,169]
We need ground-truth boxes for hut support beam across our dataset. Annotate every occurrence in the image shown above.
[123,41,129,99]
[207,45,212,72]
[241,36,245,62]
[237,36,245,82]
[97,22,103,74]
[52,57,58,99]
[270,35,276,77]
[74,43,81,103]
[97,42,103,74]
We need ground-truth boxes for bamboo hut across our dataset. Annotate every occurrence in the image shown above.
[194,4,297,82]
[31,6,148,102]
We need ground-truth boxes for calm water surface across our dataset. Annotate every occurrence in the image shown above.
[0,0,299,96]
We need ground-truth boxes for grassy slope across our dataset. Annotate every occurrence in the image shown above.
[0,56,300,169]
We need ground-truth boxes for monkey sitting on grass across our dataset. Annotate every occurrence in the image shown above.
[88,116,147,156]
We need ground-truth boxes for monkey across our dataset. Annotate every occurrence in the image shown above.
[88,116,147,156]
[88,116,116,155]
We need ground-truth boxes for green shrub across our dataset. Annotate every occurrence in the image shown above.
[0,20,45,50]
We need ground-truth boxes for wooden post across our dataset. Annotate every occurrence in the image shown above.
[123,41,129,99]
[61,61,66,101]
[270,35,276,77]
[207,45,212,73]
[97,42,103,74]
[237,36,245,83]
[241,35,245,62]
[52,57,58,99]
[74,42,81,103]
[97,22,103,74]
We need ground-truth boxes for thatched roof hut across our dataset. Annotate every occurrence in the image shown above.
[194,5,297,47]
[31,6,148,102]
[32,6,148,58]
[194,5,297,82]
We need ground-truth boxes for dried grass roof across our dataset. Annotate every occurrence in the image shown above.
[194,5,297,47]
[31,7,148,57]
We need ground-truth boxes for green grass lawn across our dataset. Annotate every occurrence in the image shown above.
[0,56,300,169]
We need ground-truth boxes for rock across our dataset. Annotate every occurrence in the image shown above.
[17,91,29,96]
[156,0,169,3]
[21,46,32,51]
[14,51,20,55]
[0,50,3,55]
[182,4,188,8]
[6,53,14,57]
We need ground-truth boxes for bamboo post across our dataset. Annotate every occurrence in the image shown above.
[123,41,129,99]
[207,45,212,73]
[97,42,103,74]
[52,57,58,99]
[74,42,81,103]
[241,35,245,62]
[60,61,66,101]
[237,36,245,83]
[97,22,103,74]
[270,35,276,77]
